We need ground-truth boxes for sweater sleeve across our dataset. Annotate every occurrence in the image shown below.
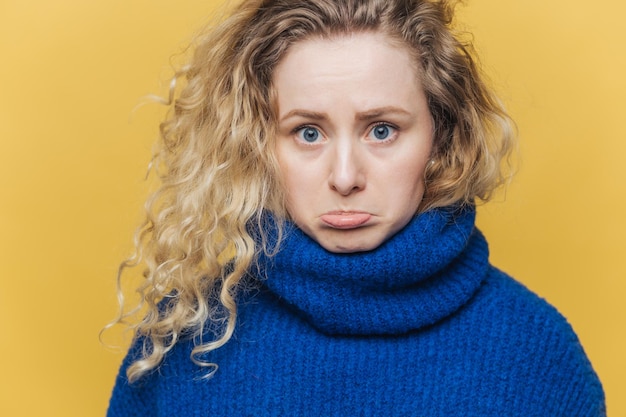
[106,338,158,417]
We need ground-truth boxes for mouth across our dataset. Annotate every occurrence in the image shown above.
[320,211,372,229]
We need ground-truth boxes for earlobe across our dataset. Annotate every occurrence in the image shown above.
[425,158,436,177]
[423,158,436,189]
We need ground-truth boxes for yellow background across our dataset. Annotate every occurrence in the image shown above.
[1,0,624,415]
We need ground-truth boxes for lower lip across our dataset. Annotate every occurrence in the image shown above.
[320,212,372,229]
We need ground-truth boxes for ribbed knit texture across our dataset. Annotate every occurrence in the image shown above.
[108,207,605,416]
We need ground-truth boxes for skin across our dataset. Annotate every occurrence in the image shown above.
[273,31,434,253]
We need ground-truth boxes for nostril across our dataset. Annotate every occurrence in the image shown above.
[329,180,364,196]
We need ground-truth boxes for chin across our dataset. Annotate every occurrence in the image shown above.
[324,244,372,254]
[317,232,384,254]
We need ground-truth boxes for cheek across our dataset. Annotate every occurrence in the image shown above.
[276,157,311,216]
[276,144,324,197]
[276,146,294,187]
[392,153,428,185]
[388,155,429,208]
[278,159,301,194]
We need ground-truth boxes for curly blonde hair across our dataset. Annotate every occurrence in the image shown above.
[110,0,515,382]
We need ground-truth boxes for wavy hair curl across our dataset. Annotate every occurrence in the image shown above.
[109,0,515,382]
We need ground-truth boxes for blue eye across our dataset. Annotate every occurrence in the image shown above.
[369,123,396,141]
[296,126,321,143]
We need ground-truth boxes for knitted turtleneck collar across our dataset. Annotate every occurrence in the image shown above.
[257,206,489,336]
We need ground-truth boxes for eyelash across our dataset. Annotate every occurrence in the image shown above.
[293,125,323,145]
[291,122,400,145]
[367,122,399,143]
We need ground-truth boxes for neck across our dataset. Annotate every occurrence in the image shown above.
[256,206,489,335]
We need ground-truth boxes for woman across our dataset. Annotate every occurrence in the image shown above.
[107,0,605,415]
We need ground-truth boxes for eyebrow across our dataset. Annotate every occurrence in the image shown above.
[279,110,326,123]
[279,106,412,123]
[355,106,412,121]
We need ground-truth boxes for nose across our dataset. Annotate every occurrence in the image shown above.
[328,141,366,196]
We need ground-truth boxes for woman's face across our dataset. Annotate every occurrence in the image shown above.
[273,31,433,253]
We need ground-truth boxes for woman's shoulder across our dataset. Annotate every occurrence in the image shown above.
[461,266,606,415]
[479,266,581,331]
[473,266,589,349]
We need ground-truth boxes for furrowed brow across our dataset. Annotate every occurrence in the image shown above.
[355,107,411,121]
[279,110,327,123]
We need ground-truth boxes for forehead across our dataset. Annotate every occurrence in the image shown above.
[272,31,421,114]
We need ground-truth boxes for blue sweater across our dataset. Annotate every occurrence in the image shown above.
[108,207,605,416]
